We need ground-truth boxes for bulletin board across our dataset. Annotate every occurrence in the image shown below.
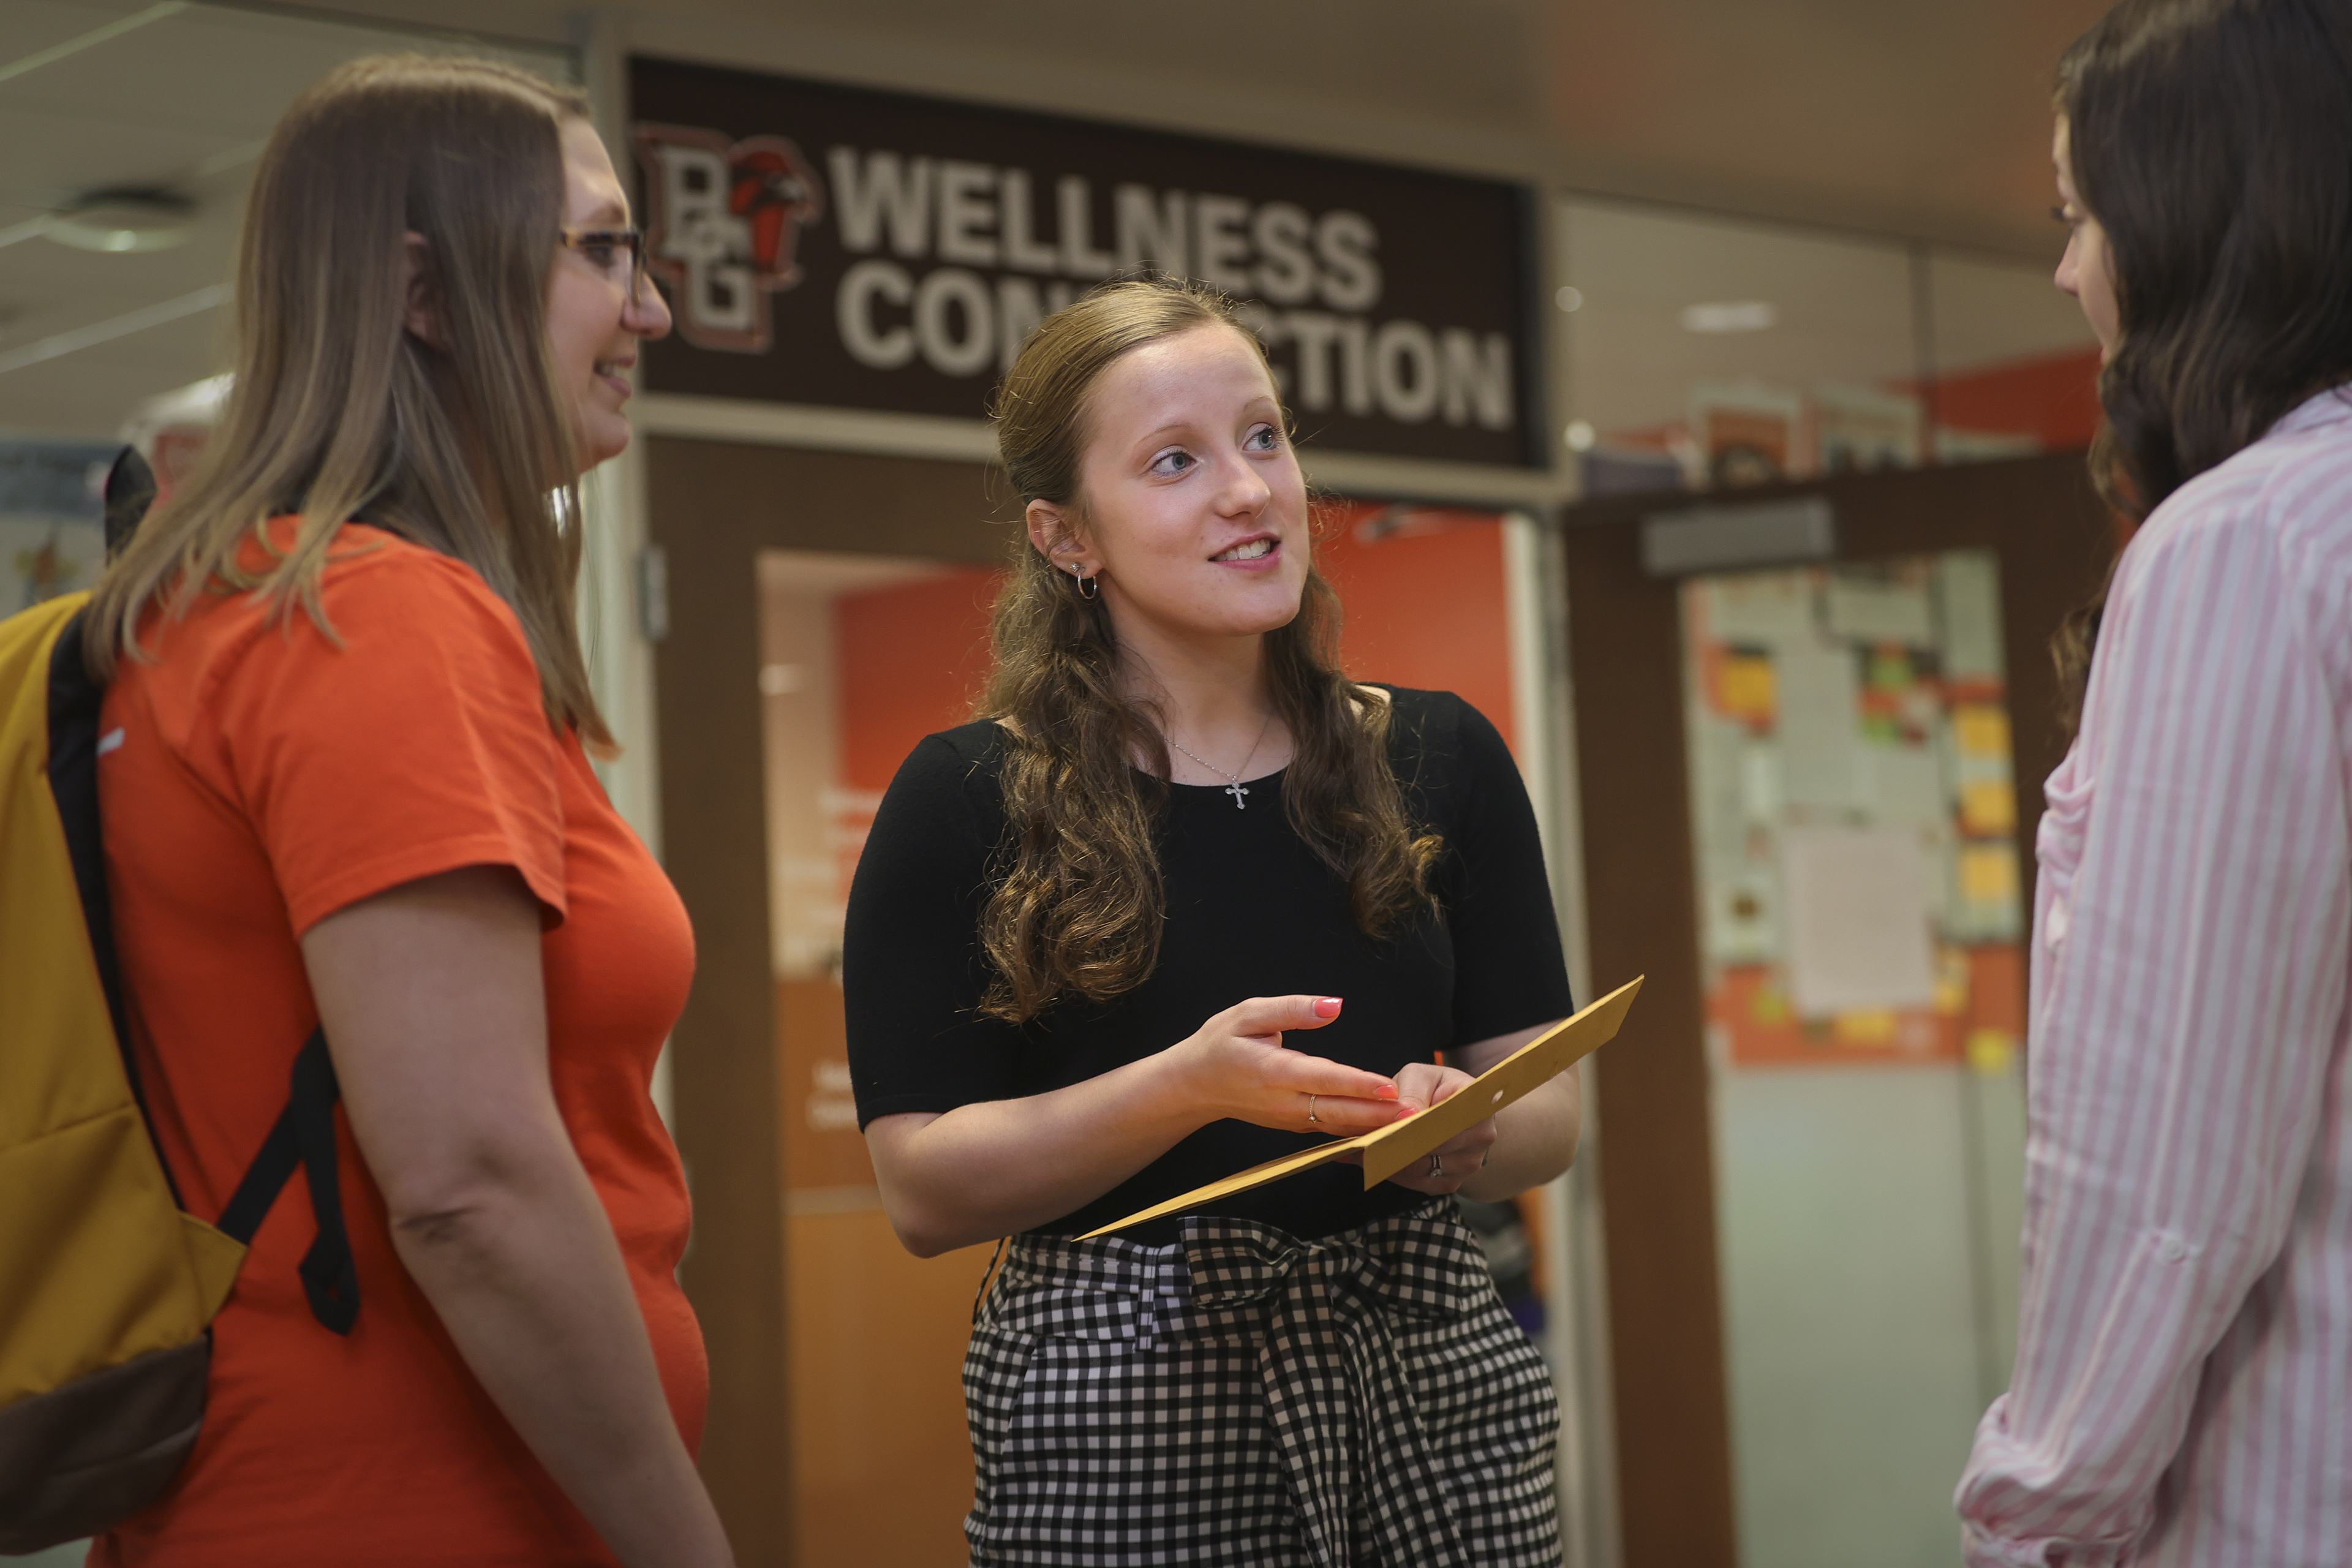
[1,439,114,613]
[1679,552,2026,1069]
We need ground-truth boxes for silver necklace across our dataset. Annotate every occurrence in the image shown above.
[1167,711,1276,810]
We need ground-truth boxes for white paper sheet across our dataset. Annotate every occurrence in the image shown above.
[1776,646,1863,810]
[1779,824,1937,1016]
[1861,741,1944,828]
[1702,573,1817,648]
[1936,553,2005,680]
[1686,712,1752,864]
[1825,578,1934,646]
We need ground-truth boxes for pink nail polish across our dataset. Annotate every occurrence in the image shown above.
[1376,1084,1399,1101]
[1314,997,1343,1018]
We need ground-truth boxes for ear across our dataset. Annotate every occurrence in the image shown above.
[401,230,443,349]
[1025,499,1093,581]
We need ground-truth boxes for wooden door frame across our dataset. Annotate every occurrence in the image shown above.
[644,435,1016,1564]
[1560,451,2111,1567]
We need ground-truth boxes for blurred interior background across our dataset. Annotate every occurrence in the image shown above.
[1,4,2117,1564]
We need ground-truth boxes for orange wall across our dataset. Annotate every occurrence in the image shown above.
[1316,502,1518,755]
[833,565,1003,794]
[828,507,1519,794]
[1929,345,2102,450]
[1599,344,2105,463]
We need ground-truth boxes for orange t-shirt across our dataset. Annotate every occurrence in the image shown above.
[89,522,706,1567]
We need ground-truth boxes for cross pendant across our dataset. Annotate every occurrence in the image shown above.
[1224,780,1250,810]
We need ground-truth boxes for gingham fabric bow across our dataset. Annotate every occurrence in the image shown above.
[1181,1216,1486,1568]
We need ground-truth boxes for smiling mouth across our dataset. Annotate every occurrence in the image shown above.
[594,358,633,381]
[1213,538,1275,562]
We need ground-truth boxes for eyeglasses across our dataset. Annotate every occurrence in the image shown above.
[558,227,649,303]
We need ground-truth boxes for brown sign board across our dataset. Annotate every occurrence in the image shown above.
[627,55,1547,468]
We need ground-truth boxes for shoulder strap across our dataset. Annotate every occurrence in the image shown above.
[217,1030,358,1335]
[49,610,359,1337]
[44,609,179,1200]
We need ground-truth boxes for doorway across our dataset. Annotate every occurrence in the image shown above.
[649,435,1567,1562]
[1560,451,2113,1567]
[647,438,1014,1564]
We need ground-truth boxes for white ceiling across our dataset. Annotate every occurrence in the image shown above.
[0,1,569,439]
[290,0,2102,253]
[0,0,2099,447]
[1561,199,2090,435]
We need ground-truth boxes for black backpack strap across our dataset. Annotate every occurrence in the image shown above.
[45,609,206,1219]
[50,601,358,1338]
[47,616,138,1101]
[218,1029,359,1335]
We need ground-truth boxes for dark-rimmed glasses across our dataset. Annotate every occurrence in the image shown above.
[558,227,649,303]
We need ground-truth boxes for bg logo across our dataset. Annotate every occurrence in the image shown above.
[633,124,826,353]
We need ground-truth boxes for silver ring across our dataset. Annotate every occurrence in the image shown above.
[1428,1152,1443,1178]
[1306,1095,1319,1125]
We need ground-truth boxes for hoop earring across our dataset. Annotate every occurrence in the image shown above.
[1072,569,1099,600]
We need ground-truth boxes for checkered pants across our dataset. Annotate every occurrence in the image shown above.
[963,1199,1564,1566]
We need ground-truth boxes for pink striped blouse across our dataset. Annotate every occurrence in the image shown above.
[1957,386,2352,1566]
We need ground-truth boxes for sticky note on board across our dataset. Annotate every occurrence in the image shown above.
[1960,780,2016,837]
[1080,977,1646,1238]
[1833,1009,1898,1045]
[1959,843,2020,906]
[1716,655,1776,722]
[1966,1028,2019,1075]
[1953,704,2010,761]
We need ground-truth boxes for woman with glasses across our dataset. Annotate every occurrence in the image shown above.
[83,55,728,1568]
[1956,1,2352,1562]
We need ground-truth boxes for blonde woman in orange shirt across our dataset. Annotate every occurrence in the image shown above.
[82,56,728,1568]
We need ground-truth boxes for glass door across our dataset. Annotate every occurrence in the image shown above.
[756,548,1004,1566]
[1559,451,2111,1567]
[1678,555,2026,1567]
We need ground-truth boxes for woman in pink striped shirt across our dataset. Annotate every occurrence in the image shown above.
[1955,1,2352,1563]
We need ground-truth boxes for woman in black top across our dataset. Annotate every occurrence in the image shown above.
[845,277,1579,1566]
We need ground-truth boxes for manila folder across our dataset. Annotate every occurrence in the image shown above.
[1080,974,1644,1238]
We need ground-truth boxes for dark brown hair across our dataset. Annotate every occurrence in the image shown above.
[976,278,1441,1023]
[86,55,609,744]
[2051,0,2352,729]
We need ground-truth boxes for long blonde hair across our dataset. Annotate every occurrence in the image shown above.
[978,279,1441,1024]
[85,53,608,745]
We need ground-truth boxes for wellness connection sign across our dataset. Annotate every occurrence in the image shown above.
[628,56,1545,468]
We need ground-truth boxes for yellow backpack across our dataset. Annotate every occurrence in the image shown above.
[0,497,357,1551]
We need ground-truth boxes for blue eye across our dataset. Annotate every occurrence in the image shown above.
[1246,424,1283,451]
[1150,448,1194,477]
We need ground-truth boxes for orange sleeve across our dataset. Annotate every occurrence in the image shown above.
[205,540,569,937]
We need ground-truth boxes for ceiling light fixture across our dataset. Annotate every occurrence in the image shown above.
[45,188,195,254]
[1681,300,1777,334]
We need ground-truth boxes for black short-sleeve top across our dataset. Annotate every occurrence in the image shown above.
[842,685,1575,1243]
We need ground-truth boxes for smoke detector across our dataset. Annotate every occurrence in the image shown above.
[45,188,195,254]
